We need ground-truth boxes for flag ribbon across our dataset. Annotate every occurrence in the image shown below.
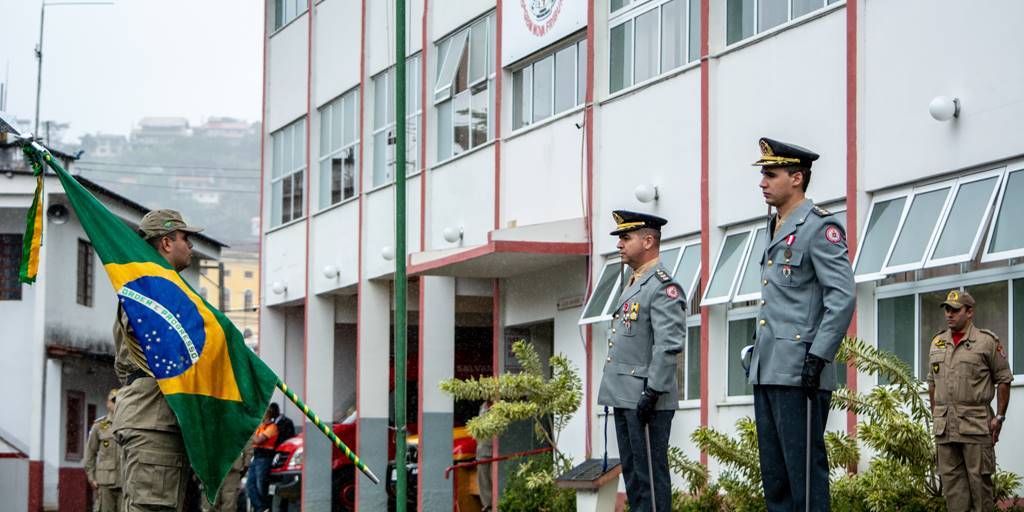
[19,147,47,283]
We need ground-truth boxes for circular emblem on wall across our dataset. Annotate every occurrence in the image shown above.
[520,0,565,36]
[118,276,206,379]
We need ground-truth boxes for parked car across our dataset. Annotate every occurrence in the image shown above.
[268,411,358,511]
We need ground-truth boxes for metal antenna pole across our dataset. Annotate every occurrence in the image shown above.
[34,3,46,136]
[394,0,409,509]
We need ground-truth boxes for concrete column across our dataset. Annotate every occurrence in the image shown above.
[357,280,390,511]
[42,358,61,508]
[418,276,455,511]
[258,305,287,378]
[303,293,335,509]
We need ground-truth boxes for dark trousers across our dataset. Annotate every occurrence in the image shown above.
[613,408,674,512]
[753,385,831,512]
[246,454,273,511]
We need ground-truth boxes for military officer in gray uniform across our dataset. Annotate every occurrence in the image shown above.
[748,138,855,511]
[598,210,686,512]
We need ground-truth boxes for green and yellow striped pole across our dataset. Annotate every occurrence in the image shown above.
[277,380,381,484]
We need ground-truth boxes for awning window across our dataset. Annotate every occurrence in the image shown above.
[579,261,623,324]
[927,170,1002,267]
[854,195,908,282]
[882,181,953,274]
[983,165,1024,263]
[673,241,702,304]
[702,230,753,305]
[733,227,769,302]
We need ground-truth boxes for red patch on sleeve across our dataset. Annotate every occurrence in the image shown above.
[666,286,680,299]
[825,225,843,244]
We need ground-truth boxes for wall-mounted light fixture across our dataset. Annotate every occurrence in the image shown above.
[929,96,961,121]
[381,245,395,261]
[271,281,287,295]
[442,226,464,244]
[634,184,659,203]
[322,265,339,279]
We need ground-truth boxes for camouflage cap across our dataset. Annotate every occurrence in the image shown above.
[137,209,203,239]
[940,289,975,310]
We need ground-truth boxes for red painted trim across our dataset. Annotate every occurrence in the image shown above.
[407,241,591,276]
[845,0,860,443]
[420,0,429,254]
[301,0,314,503]
[0,452,28,459]
[29,460,42,512]
[256,0,269,358]
[583,0,595,459]
[355,0,367,508]
[493,2,503,231]
[58,467,88,512]
[698,0,711,467]
[490,279,500,511]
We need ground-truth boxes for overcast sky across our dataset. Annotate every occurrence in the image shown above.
[0,0,263,142]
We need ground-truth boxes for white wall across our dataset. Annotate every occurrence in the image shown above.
[0,207,39,454]
[314,0,362,107]
[366,0,425,77]
[362,175,422,279]
[862,0,1024,192]
[268,13,310,132]
[264,222,307,305]
[431,0,493,41]
[711,8,847,227]
[312,202,360,293]
[427,148,495,248]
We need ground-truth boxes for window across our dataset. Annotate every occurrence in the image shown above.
[579,260,627,324]
[244,271,254,279]
[65,390,85,461]
[983,165,1024,263]
[77,240,94,307]
[727,316,756,396]
[244,289,254,310]
[435,13,495,161]
[855,167,1009,282]
[674,241,702,302]
[677,323,702,400]
[319,89,359,207]
[224,269,232,278]
[876,277,1024,381]
[727,0,839,45]
[0,234,23,301]
[703,229,754,305]
[372,55,421,188]
[512,38,586,130]
[271,118,306,226]
[273,0,306,31]
[609,0,701,94]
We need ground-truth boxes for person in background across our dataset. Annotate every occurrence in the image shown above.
[245,407,279,512]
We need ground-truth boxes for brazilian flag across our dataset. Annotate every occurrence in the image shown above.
[20,147,277,502]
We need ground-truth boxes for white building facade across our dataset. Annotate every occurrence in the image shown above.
[258,0,1024,509]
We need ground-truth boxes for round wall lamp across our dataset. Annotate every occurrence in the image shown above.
[381,245,395,261]
[634,184,659,203]
[442,226,464,244]
[322,265,339,279]
[270,281,287,295]
[929,96,961,121]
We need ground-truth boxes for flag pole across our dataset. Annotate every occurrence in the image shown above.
[394,0,410,508]
[277,380,381,484]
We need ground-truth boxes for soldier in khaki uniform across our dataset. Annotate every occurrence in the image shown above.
[928,290,1012,512]
[86,389,122,512]
[201,441,252,512]
[114,210,203,512]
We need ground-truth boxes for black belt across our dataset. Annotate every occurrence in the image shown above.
[126,370,150,386]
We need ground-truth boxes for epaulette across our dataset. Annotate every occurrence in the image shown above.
[978,328,1001,342]
[655,269,672,283]
[812,205,832,217]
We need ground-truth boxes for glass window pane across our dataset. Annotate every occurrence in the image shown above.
[454,37,470,94]
[294,120,306,170]
[686,325,701,400]
[736,228,768,297]
[659,248,681,274]
[487,15,495,75]
[319,107,330,158]
[281,173,292,224]
[758,0,788,32]
[931,176,999,260]
[1014,279,1024,374]
[343,145,357,199]
[273,133,283,178]
[452,91,470,155]
[533,55,554,122]
[407,56,420,112]
[877,295,915,383]
[319,158,331,208]
[727,0,754,45]
[577,40,587,104]
[611,0,629,12]
[554,45,576,114]
[331,157,343,204]
[436,37,450,79]
[634,9,659,83]
[374,74,385,129]
[706,231,752,300]
[965,282,1009,350]
[471,87,488,148]
[292,170,304,220]
[488,77,495,141]
[332,102,344,152]
[406,114,419,174]
[523,67,533,126]
[469,19,487,84]
[344,92,357,145]
[610,22,633,93]
[284,126,294,173]
[387,69,396,124]
[436,100,452,161]
[271,180,282,226]
[512,69,525,129]
[661,0,685,73]
[583,262,621,319]
[988,169,1024,255]
[728,318,755,396]
[792,0,823,18]
[855,196,907,276]
[674,243,701,299]
[435,31,467,95]
[887,187,950,268]
[688,0,701,62]
[373,130,388,187]
[919,289,948,379]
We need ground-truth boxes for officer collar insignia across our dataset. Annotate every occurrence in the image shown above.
[655,269,671,283]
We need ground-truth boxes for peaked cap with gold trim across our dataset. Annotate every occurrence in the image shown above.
[752,137,819,168]
[610,210,668,236]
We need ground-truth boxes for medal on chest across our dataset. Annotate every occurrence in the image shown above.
[782,235,795,278]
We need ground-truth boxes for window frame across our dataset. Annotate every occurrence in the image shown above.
[510,36,587,131]
[879,179,956,276]
[76,239,94,307]
[433,13,496,163]
[725,0,836,46]
[725,306,759,398]
[672,239,703,305]
[270,117,307,227]
[925,167,1005,268]
[678,316,702,405]
[0,233,24,301]
[731,226,769,303]
[372,54,422,188]
[702,226,757,306]
[318,88,361,208]
[982,161,1024,263]
[608,0,699,94]
[273,0,308,33]
[579,259,626,325]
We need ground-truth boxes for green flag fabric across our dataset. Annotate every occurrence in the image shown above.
[24,147,277,502]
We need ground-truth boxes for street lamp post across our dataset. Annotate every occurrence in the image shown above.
[33,1,114,137]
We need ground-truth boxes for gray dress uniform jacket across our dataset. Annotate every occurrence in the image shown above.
[748,199,855,390]
[598,263,686,409]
